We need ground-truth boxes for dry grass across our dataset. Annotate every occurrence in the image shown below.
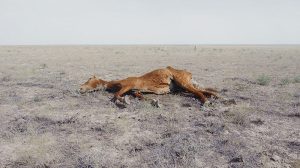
[0,45,299,167]
[224,103,252,126]
[256,74,271,86]
[293,76,300,83]
[280,78,291,86]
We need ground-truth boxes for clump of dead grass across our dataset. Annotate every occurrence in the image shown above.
[224,103,251,126]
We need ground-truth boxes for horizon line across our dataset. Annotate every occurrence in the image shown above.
[1,44,300,47]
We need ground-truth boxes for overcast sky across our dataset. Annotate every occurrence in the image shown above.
[0,0,299,45]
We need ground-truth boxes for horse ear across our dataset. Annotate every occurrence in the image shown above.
[167,66,174,69]
[93,75,96,78]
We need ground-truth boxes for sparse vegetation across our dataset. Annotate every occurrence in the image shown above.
[251,118,264,125]
[33,96,42,102]
[0,46,299,167]
[39,63,47,69]
[256,74,271,85]
[280,78,290,85]
[293,76,300,83]
[231,112,247,125]
[224,103,251,126]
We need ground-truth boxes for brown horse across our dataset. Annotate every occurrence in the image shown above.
[79,66,218,104]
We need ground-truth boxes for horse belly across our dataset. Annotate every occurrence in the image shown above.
[137,85,170,95]
[153,86,170,94]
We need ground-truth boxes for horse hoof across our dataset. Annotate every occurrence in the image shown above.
[151,99,162,108]
[124,95,131,105]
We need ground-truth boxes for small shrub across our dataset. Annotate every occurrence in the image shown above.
[256,75,271,86]
[250,118,264,125]
[224,103,250,126]
[33,96,42,102]
[280,78,290,85]
[224,110,248,126]
[39,63,47,69]
[293,76,300,83]
[231,112,247,126]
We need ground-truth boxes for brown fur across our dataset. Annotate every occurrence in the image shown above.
[79,66,218,104]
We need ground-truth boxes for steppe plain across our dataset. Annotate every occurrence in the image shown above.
[0,45,299,167]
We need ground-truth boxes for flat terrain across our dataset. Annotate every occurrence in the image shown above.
[0,45,299,168]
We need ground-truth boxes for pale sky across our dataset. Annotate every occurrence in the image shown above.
[0,0,300,45]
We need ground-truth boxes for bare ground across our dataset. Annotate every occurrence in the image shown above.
[0,45,299,168]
